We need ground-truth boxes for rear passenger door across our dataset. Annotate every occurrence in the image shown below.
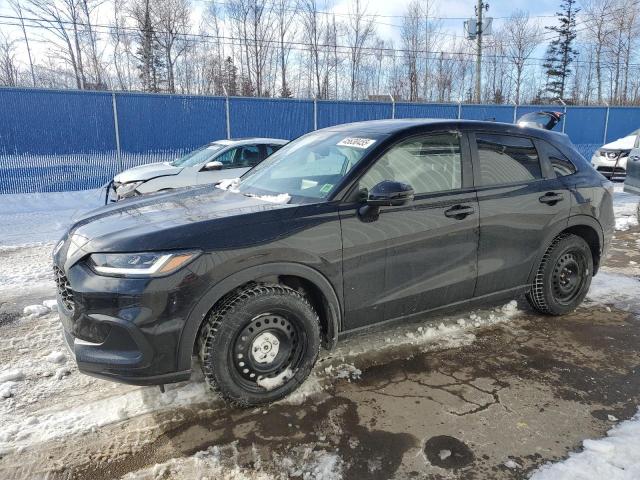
[470,132,571,297]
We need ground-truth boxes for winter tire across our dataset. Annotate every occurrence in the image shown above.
[526,233,593,315]
[198,283,321,407]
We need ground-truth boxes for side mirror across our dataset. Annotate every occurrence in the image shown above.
[367,180,414,207]
[202,160,223,171]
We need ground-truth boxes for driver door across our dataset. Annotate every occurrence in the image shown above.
[340,131,479,330]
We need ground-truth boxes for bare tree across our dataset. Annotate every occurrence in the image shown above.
[152,0,191,93]
[583,0,615,103]
[8,0,36,86]
[110,0,135,90]
[345,0,375,100]
[300,0,329,98]
[401,0,423,101]
[274,0,297,97]
[0,33,19,86]
[24,0,88,89]
[503,10,541,104]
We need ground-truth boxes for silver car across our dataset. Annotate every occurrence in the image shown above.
[110,138,288,201]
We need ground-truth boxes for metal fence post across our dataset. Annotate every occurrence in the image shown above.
[223,86,231,139]
[603,104,610,144]
[111,92,123,172]
[457,100,462,119]
[389,93,395,119]
[313,96,318,130]
[512,103,518,124]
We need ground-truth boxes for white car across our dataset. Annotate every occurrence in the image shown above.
[591,128,640,179]
[110,138,288,201]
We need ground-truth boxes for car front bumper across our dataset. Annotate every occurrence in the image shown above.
[591,152,628,177]
[54,257,211,386]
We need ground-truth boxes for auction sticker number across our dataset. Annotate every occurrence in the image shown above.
[337,137,376,149]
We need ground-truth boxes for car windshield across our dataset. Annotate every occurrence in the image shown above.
[237,130,383,201]
[171,143,226,167]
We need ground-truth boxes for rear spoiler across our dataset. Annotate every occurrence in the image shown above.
[517,111,565,130]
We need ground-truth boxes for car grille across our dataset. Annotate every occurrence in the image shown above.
[53,265,75,313]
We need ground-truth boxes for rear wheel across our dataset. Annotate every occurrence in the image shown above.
[198,283,320,407]
[526,234,593,315]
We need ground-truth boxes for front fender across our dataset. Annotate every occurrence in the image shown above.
[177,262,342,371]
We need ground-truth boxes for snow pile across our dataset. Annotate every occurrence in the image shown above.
[0,188,103,247]
[326,364,362,382]
[531,409,640,480]
[216,177,241,193]
[124,444,343,480]
[0,369,25,383]
[0,377,216,452]
[613,184,639,231]
[256,368,293,391]
[246,192,291,204]
[45,351,67,364]
[587,272,640,311]
[23,304,50,318]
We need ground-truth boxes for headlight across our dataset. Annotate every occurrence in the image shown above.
[89,251,199,277]
[115,181,144,199]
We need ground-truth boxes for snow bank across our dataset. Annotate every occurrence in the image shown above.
[613,184,639,231]
[587,272,639,306]
[531,409,640,480]
[123,444,343,480]
[0,188,103,247]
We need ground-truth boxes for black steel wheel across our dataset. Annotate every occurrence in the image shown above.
[198,283,320,407]
[527,233,594,315]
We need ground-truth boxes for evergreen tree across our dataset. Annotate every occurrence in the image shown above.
[543,0,579,101]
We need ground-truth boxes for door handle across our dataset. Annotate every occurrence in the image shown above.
[444,204,475,219]
[539,192,564,205]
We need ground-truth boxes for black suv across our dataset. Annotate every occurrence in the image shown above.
[54,119,615,406]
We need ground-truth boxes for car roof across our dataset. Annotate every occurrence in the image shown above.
[321,118,568,143]
[213,138,288,146]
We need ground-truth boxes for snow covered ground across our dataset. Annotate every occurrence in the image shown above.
[0,182,638,478]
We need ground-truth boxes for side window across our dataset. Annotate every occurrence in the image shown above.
[545,143,577,177]
[266,144,283,156]
[359,133,462,195]
[476,134,542,186]
[236,145,262,167]
[215,148,238,167]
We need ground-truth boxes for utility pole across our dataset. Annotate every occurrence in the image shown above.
[475,1,489,103]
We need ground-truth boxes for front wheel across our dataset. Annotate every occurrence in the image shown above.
[526,234,593,315]
[198,284,321,407]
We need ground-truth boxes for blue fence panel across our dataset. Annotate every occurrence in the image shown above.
[317,100,391,128]
[1,88,638,194]
[394,103,458,119]
[564,106,607,160]
[116,93,227,155]
[461,104,515,123]
[605,107,640,143]
[0,88,115,155]
[0,88,117,193]
[229,97,313,140]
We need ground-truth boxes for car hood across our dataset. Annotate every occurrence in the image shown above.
[58,186,295,269]
[113,162,183,183]
[601,135,636,151]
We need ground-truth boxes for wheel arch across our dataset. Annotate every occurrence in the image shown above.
[177,263,342,372]
[527,215,604,286]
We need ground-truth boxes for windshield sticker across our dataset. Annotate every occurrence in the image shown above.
[319,183,333,194]
[337,137,376,149]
